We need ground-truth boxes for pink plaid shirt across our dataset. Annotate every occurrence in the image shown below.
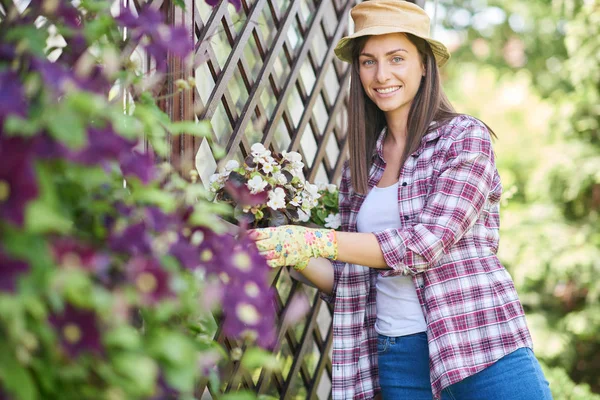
[323,115,533,399]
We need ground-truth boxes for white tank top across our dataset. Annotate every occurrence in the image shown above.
[356,182,427,337]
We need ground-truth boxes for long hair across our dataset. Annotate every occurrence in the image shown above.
[347,34,492,194]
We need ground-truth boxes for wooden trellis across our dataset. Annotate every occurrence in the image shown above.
[157,0,424,398]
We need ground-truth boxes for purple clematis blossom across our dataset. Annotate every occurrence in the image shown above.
[126,256,174,305]
[169,234,201,270]
[0,249,30,293]
[116,7,192,73]
[0,136,39,226]
[70,125,136,165]
[51,238,110,273]
[49,303,103,358]
[109,222,153,256]
[204,0,241,11]
[119,149,157,185]
[0,70,27,126]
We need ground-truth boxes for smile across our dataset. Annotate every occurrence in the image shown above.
[375,86,401,94]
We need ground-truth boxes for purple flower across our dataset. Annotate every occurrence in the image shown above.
[51,238,110,273]
[0,249,30,293]
[119,149,157,184]
[49,303,103,358]
[145,207,174,232]
[0,70,27,126]
[169,235,200,270]
[116,7,192,72]
[224,179,269,207]
[0,136,39,226]
[71,126,136,165]
[204,0,241,11]
[126,256,174,305]
[109,222,153,255]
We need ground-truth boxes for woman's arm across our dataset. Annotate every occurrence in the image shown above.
[289,257,336,294]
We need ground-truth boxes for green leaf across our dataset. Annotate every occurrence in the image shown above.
[25,200,73,234]
[240,348,281,371]
[46,105,87,150]
[113,354,158,396]
[0,341,38,400]
[4,116,41,137]
[131,188,176,212]
[169,120,211,137]
[220,391,257,400]
[104,326,141,350]
[4,25,48,57]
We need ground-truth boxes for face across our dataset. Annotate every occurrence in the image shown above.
[358,33,425,120]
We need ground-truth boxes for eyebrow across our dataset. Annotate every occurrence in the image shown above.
[359,48,408,57]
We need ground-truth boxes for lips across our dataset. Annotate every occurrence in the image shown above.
[375,86,401,94]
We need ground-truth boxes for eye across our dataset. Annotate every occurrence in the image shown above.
[391,56,404,63]
[361,59,375,66]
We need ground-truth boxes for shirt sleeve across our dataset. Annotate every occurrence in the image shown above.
[320,160,351,304]
[373,119,497,275]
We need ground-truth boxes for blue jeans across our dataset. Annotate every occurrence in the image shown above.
[377,332,552,400]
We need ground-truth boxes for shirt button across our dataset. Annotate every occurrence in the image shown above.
[404,215,409,221]
[419,284,424,289]
[402,182,408,187]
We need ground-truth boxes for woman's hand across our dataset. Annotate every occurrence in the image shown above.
[250,226,338,269]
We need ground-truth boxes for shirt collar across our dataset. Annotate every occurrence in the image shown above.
[373,121,443,160]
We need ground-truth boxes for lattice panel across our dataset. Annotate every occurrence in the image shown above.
[158,0,423,398]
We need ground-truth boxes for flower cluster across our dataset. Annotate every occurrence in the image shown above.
[310,183,341,230]
[210,143,322,228]
[0,1,278,399]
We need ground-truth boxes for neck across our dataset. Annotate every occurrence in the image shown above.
[384,107,410,144]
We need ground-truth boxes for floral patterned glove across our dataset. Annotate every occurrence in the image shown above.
[250,226,338,270]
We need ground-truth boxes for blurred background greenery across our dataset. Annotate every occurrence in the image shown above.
[431,0,599,397]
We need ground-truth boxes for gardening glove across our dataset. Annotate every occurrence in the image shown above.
[250,226,338,270]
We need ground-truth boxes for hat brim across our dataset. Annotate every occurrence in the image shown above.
[334,26,450,67]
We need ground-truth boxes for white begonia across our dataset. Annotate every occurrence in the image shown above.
[324,213,342,229]
[262,162,274,174]
[273,172,288,185]
[316,181,328,191]
[208,172,227,192]
[224,159,240,171]
[327,184,338,194]
[251,143,270,157]
[267,187,286,210]
[290,195,302,207]
[297,209,311,222]
[247,175,268,194]
[282,150,302,163]
[304,183,320,199]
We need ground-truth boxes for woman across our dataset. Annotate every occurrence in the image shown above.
[251,1,552,399]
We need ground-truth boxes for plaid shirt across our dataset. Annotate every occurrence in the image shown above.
[323,115,533,399]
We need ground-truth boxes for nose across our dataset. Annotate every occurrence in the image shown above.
[375,62,390,83]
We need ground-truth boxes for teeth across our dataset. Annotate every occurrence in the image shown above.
[376,86,400,94]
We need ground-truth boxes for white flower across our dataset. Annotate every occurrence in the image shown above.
[267,187,286,210]
[273,172,288,185]
[316,181,328,191]
[208,172,227,192]
[324,213,341,229]
[224,159,240,171]
[262,163,274,174]
[282,150,302,163]
[247,176,267,194]
[290,195,302,207]
[297,209,311,222]
[251,143,270,157]
[304,183,320,199]
[327,184,338,194]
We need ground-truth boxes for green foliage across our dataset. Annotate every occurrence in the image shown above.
[443,0,600,395]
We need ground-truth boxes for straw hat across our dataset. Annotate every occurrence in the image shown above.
[334,0,450,67]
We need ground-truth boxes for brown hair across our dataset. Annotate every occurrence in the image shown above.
[347,33,494,194]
